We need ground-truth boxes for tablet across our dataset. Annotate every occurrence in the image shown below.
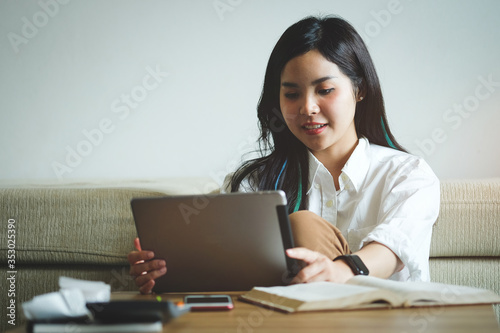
[131,191,298,292]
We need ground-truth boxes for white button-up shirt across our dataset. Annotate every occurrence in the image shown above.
[225,137,440,282]
[306,137,440,281]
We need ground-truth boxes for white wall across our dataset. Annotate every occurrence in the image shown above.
[1,0,499,183]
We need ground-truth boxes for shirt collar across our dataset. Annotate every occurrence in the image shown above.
[307,151,322,195]
[341,137,370,192]
[306,137,371,193]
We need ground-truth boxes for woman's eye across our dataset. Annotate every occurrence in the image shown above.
[319,88,334,95]
[284,92,299,99]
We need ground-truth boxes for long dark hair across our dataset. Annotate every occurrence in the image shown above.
[230,15,405,213]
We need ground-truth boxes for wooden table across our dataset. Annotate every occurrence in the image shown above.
[115,292,500,333]
[9,292,500,333]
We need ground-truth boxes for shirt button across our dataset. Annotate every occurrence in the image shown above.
[341,174,348,182]
[326,200,334,208]
[314,183,320,189]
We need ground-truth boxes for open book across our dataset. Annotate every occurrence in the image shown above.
[239,276,500,313]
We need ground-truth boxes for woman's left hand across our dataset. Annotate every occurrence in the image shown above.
[286,247,354,284]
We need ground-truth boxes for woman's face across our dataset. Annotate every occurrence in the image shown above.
[279,49,360,158]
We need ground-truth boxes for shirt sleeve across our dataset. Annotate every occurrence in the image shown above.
[360,157,440,282]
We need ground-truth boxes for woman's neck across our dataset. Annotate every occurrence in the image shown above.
[312,137,359,190]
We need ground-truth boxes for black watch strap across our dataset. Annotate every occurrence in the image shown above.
[333,254,369,276]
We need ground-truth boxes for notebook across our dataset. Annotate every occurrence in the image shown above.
[131,191,298,292]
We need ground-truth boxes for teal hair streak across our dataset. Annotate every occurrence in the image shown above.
[381,117,397,149]
[275,160,302,213]
[294,167,302,213]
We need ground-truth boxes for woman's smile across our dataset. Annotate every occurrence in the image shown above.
[302,122,328,135]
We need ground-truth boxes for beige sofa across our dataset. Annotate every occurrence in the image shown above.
[0,178,499,331]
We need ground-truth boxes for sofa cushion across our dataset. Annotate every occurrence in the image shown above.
[430,179,500,257]
[0,187,166,265]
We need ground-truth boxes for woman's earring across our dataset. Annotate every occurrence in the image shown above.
[358,96,364,101]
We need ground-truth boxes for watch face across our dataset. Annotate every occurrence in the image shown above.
[350,255,369,275]
[335,255,369,276]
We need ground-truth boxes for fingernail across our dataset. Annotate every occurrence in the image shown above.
[286,249,294,255]
[147,252,154,259]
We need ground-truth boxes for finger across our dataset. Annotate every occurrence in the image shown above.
[290,258,330,284]
[129,259,166,277]
[134,237,142,251]
[290,264,320,284]
[139,279,156,295]
[134,266,167,289]
[127,250,154,265]
[286,247,322,264]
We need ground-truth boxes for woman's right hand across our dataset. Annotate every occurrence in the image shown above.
[127,237,167,294]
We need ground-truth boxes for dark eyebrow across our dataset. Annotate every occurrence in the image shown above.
[312,76,336,85]
[281,76,337,88]
[281,82,299,88]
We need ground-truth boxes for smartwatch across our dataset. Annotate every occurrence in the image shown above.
[333,254,369,276]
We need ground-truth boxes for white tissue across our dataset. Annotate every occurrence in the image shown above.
[22,277,111,321]
[59,276,111,303]
[22,289,88,320]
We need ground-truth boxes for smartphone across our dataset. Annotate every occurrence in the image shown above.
[184,295,234,311]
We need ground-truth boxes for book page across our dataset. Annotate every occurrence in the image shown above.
[242,282,404,312]
[253,282,378,302]
[347,275,500,306]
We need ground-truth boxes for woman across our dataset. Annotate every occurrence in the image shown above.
[128,15,440,294]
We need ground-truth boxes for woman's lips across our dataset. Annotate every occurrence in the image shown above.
[302,123,327,135]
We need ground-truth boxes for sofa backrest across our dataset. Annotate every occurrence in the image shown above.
[430,179,500,258]
[2,178,499,267]
[0,187,165,266]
